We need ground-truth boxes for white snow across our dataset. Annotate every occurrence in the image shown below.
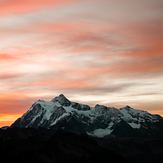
[28,111,42,127]
[64,105,93,117]
[128,122,141,129]
[27,101,63,126]
[87,122,114,138]
[120,107,159,124]
[38,101,61,121]
[120,109,135,120]
[50,112,70,126]
[18,95,162,136]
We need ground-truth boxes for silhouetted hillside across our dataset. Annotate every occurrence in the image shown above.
[1,128,163,163]
[0,128,126,163]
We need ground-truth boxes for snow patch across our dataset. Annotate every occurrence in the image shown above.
[50,112,70,126]
[88,122,114,138]
[128,122,141,129]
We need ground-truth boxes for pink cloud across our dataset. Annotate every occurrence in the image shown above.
[0,0,163,126]
[0,0,74,16]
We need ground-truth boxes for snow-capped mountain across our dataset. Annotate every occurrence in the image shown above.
[11,94,163,137]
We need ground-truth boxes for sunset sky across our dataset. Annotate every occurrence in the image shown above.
[0,0,163,127]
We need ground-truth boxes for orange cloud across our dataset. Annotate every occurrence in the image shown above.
[21,79,94,90]
[0,114,21,122]
[0,53,18,60]
[0,0,74,16]
[0,114,22,127]
[0,92,34,114]
[0,121,13,127]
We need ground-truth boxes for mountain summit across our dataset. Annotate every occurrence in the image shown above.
[51,94,71,106]
[11,94,163,137]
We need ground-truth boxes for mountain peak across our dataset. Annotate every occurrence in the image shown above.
[120,105,133,110]
[124,105,132,109]
[11,95,163,138]
[95,104,107,110]
[51,94,71,106]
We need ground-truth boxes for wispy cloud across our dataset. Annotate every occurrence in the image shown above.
[0,0,163,126]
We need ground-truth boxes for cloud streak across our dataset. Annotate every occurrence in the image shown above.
[0,0,163,126]
[0,0,74,16]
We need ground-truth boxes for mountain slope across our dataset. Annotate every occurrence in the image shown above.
[11,94,163,137]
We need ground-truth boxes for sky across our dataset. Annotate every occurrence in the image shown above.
[0,0,163,127]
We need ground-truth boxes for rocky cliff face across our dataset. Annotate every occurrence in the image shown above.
[11,94,163,137]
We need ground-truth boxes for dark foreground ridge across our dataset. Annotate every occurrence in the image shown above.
[0,128,126,163]
[1,128,163,163]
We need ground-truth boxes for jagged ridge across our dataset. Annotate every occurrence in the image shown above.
[11,94,163,137]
